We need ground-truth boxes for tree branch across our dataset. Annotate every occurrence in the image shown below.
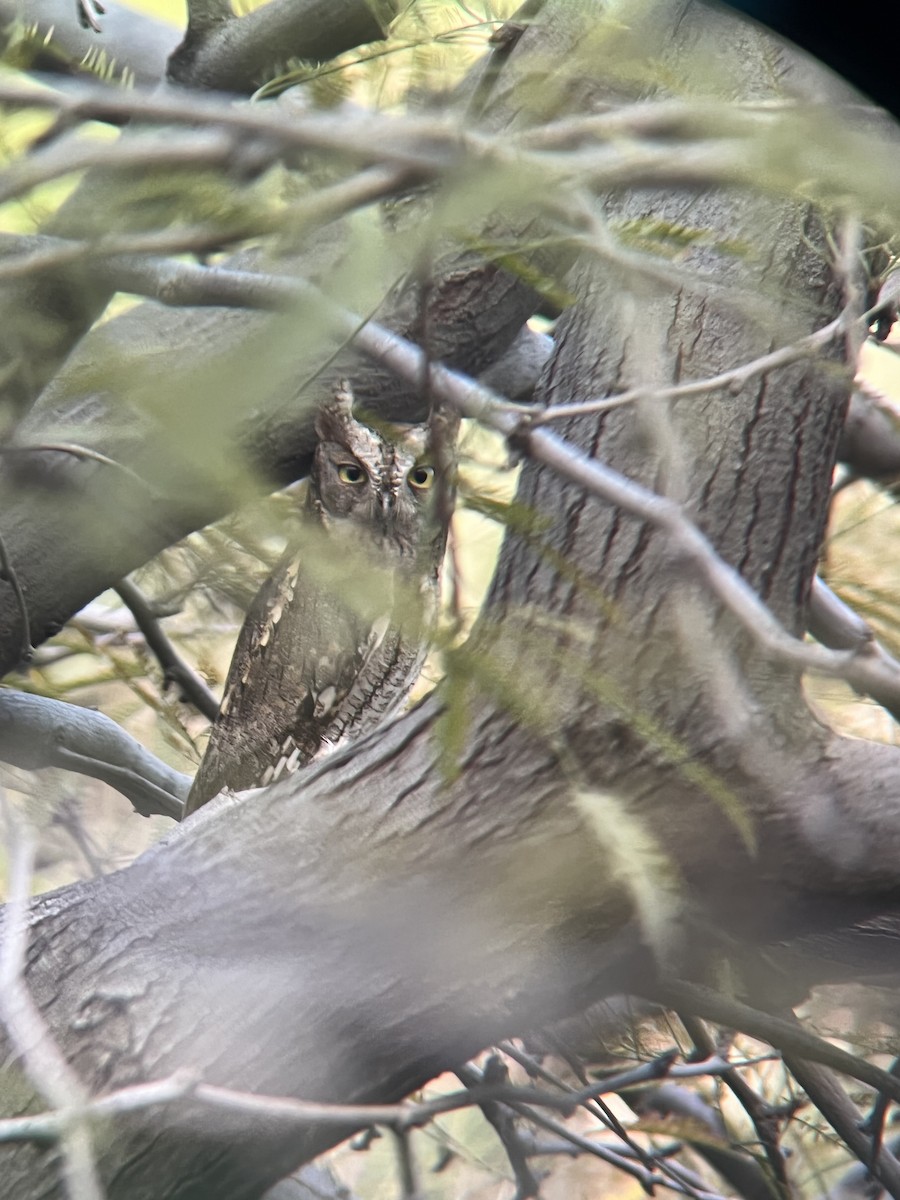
[114,578,219,722]
[0,164,409,285]
[2,245,899,717]
[167,0,399,92]
[648,981,900,1103]
[530,314,850,425]
[0,2,403,423]
[3,9,900,1198]
[0,829,104,1200]
[0,0,179,86]
[0,691,189,818]
[0,239,540,674]
[785,1058,900,1200]
[678,1015,788,1199]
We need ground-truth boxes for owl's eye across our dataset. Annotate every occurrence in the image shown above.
[408,465,435,491]
[337,463,367,485]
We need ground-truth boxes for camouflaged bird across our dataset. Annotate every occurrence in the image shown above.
[184,382,457,815]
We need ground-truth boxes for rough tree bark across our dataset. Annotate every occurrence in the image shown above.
[3,1,900,1198]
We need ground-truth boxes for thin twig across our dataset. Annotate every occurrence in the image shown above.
[0,165,409,285]
[528,314,846,424]
[0,441,158,495]
[786,1056,900,1200]
[0,823,104,1200]
[860,1056,900,1168]
[191,1057,677,1132]
[115,578,219,722]
[456,1061,542,1200]
[0,78,889,206]
[499,1098,726,1199]
[390,1128,419,1200]
[499,1040,657,1172]
[0,1072,198,1144]
[648,981,900,1105]
[679,1014,787,1199]
[0,128,239,208]
[499,1040,718,1200]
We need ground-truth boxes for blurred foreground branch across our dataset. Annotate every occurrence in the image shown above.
[0,691,189,817]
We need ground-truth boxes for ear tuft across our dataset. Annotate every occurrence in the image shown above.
[315,379,355,442]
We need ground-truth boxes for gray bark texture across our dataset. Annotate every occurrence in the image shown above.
[3,1,900,1197]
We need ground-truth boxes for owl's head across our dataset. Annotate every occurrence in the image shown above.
[309,381,457,564]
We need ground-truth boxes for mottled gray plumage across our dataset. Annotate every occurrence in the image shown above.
[184,384,456,816]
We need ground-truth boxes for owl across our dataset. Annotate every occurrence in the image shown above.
[183,382,457,816]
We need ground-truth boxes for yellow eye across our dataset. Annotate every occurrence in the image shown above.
[408,465,434,491]
[338,463,367,485]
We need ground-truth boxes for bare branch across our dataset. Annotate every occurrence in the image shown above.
[807,576,900,720]
[529,314,848,425]
[0,826,104,1200]
[0,127,241,208]
[0,691,189,818]
[0,0,179,86]
[114,578,219,723]
[188,1057,740,1200]
[807,578,900,720]
[0,164,409,286]
[189,1054,678,1131]
[496,1098,725,1198]
[860,1058,900,1168]
[5,243,895,717]
[677,1013,788,1199]
[632,1082,781,1200]
[0,79,453,171]
[456,1060,543,1200]
[493,1039,710,1200]
[786,1057,900,1200]
[0,1072,197,1145]
[648,980,900,1104]
[0,83,895,205]
[167,0,399,92]
[808,577,874,652]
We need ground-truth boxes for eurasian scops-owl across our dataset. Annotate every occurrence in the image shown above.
[184,382,456,815]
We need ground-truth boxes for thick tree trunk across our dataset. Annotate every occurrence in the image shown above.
[4,2,900,1198]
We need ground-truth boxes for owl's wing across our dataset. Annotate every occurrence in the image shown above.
[185,544,434,814]
[185,549,366,813]
[265,608,429,783]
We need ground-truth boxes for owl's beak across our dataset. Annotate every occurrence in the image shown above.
[378,490,396,525]
[375,490,411,556]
